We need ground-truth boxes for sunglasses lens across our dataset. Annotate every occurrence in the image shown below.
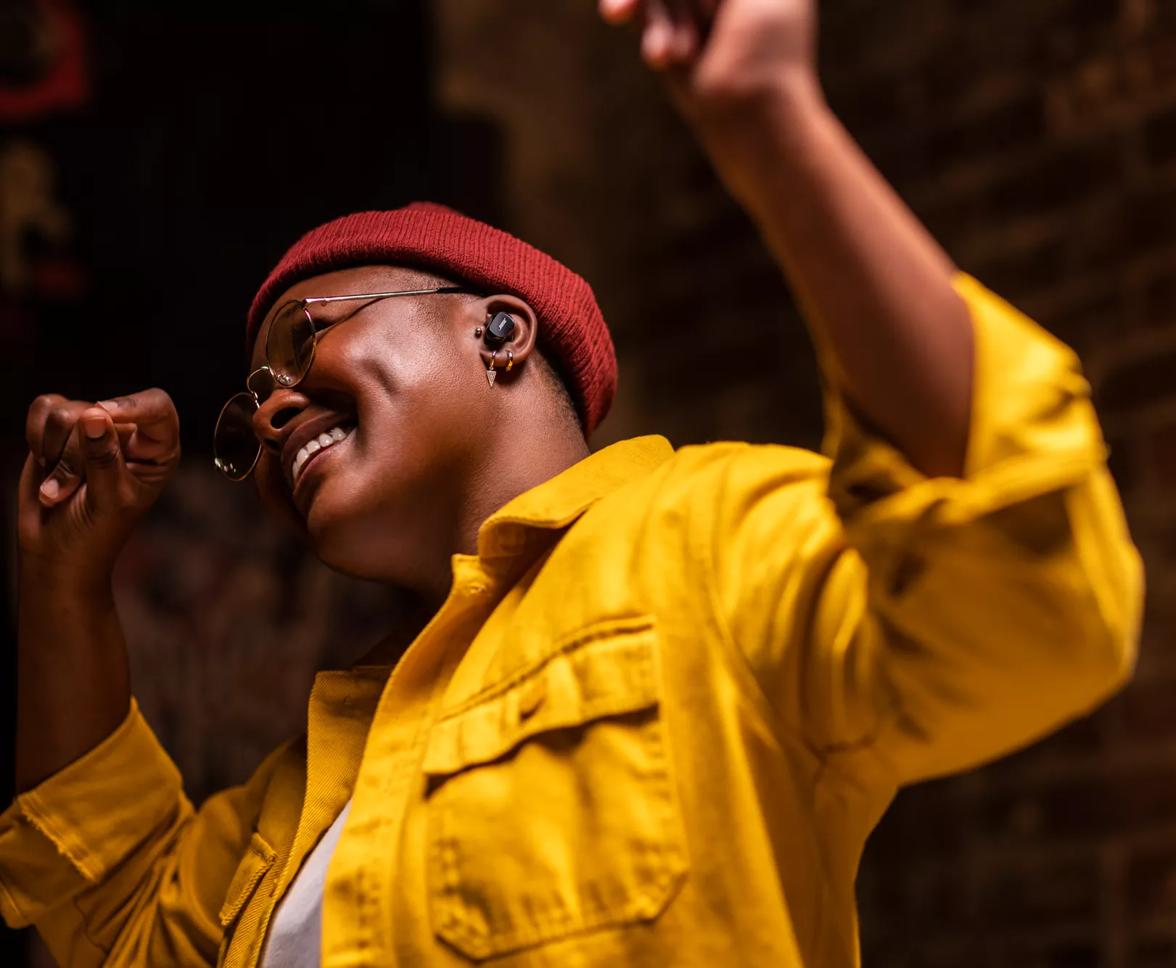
[213,393,260,480]
[267,303,315,386]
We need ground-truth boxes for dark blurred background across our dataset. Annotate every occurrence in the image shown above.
[3,0,1175,965]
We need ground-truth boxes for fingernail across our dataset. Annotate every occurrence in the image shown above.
[645,23,671,64]
[82,413,107,439]
[97,399,118,411]
[40,478,59,500]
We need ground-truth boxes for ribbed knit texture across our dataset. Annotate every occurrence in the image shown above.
[246,202,617,434]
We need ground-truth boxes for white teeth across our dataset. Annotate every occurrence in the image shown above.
[291,425,352,486]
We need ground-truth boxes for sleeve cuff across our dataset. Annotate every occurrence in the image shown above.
[0,699,188,926]
[822,273,1107,545]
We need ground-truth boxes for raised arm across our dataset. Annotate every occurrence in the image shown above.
[5,389,236,963]
[16,388,180,790]
[601,0,1142,784]
[599,0,973,478]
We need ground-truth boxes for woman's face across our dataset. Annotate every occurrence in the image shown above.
[248,264,488,586]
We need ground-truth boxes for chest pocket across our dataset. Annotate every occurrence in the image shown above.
[422,618,687,961]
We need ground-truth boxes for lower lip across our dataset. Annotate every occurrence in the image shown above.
[292,434,351,497]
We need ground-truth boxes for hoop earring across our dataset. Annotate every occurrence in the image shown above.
[486,351,498,388]
[505,349,514,373]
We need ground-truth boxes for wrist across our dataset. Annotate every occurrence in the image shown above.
[690,72,837,201]
[18,552,115,605]
[690,68,827,141]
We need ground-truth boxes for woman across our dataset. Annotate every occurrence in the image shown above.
[1,1,1141,965]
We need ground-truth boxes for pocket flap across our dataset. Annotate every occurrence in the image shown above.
[217,831,276,927]
[423,618,658,778]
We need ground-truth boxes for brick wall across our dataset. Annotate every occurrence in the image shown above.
[435,1,1176,965]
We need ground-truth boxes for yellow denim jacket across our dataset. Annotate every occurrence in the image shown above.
[0,277,1141,967]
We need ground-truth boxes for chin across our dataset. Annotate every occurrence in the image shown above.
[302,492,413,584]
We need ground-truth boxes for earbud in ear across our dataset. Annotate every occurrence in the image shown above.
[483,311,516,347]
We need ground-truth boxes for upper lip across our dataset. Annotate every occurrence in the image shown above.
[282,412,354,490]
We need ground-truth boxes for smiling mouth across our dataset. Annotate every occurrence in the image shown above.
[291,424,355,489]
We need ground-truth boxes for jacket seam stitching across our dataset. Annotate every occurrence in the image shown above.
[18,794,100,883]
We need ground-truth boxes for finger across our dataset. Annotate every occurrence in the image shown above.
[36,401,89,507]
[19,452,46,535]
[78,408,132,512]
[599,0,642,24]
[96,389,180,461]
[641,0,677,68]
[26,394,68,468]
[39,423,136,508]
[663,0,703,62]
[97,389,178,439]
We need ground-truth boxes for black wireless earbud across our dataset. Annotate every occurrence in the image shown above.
[483,311,516,347]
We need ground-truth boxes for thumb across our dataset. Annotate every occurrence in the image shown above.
[78,408,132,511]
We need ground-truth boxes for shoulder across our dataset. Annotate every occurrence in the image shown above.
[629,440,830,508]
[585,441,833,552]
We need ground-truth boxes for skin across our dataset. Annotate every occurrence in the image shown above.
[601,0,974,478]
[14,270,587,790]
[245,264,589,602]
[15,0,973,791]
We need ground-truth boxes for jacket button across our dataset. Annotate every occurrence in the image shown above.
[518,677,547,719]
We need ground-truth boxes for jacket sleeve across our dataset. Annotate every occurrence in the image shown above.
[0,699,284,966]
[705,274,1142,786]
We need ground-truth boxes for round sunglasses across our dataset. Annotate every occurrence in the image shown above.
[213,286,475,481]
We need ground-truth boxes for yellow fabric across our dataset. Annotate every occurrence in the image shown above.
[0,276,1141,966]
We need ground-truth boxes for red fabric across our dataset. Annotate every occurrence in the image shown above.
[247,202,617,435]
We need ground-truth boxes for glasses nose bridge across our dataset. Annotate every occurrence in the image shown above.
[246,365,277,404]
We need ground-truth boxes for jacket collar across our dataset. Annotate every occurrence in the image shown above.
[475,435,674,559]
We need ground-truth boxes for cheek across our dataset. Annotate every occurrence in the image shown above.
[352,340,483,448]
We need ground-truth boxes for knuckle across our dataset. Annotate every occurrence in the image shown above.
[53,455,79,479]
[86,442,121,469]
[47,405,76,431]
[27,397,59,438]
[29,393,57,415]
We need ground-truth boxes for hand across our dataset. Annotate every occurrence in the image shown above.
[598,0,819,122]
[19,388,181,590]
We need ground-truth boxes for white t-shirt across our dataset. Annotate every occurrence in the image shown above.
[260,800,352,968]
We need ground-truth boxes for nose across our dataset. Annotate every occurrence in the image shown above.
[252,389,308,455]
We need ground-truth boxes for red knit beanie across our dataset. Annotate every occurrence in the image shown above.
[247,202,617,435]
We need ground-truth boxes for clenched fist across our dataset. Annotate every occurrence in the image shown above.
[19,388,181,589]
[598,0,817,112]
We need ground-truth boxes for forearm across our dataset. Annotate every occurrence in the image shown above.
[15,564,131,793]
[709,80,974,478]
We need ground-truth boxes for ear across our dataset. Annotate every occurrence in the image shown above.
[472,294,539,383]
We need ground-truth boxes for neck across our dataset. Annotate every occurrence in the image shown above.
[412,417,590,606]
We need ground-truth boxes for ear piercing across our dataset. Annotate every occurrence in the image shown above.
[485,348,515,388]
[480,315,516,388]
